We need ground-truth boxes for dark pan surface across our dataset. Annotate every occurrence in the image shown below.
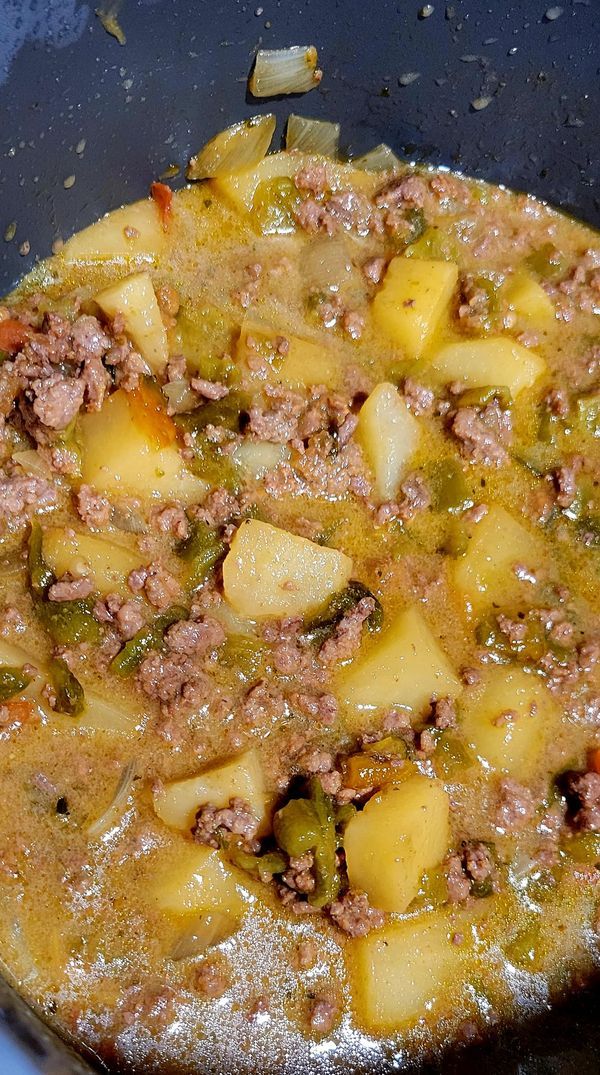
[0,1,599,1071]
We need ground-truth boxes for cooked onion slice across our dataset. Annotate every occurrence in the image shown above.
[249,46,322,98]
[187,115,276,180]
[301,235,353,294]
[286,114,340,157]
[352,143,401,172]
[12,449,53,480]
[88,760,137,837]
[170,910,238,960]
[163,379,198,414]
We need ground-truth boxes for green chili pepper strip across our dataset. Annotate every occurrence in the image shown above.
[273,780,340,909]
[302,580,383,645]
[228,845,288,882]
[110,605,188,676]
[177,522,227,590]
[49,657,84,716]
[37,597,101,645]
[28,521,54,595]
[0,665,32,703]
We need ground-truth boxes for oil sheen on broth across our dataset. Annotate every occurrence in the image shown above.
[0,122,599,1074]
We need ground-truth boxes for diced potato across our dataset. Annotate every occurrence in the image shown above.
[460,666,556,778]
[77,691,141,735]
[453,505,544,615]
[42,527,143,597]
[350,912,459,1031]
[338,605,461,711]
[222,519,352,619]
[373,257,458,359]
[61,199,166,265]
[505,272,554,324]
[151,844,245,919]
[95,272,168,374]
[344,776,450,913]
[236,321,341,390]
[356,382,421,502]
[231,440,290,480]
[215,151,375,213]
[80,388,207,503]
[153,750,270,835]
[429,336,545,397]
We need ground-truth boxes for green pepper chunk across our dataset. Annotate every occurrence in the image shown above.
[564,831,600,865]
[504,918,543,970]
[177,522,227,590]
[404,225,458,262]
[459,385,512,409]
[49,657,84,716]
[526,242,568,281]
[302,580,383,645]
[434,733,473,778]
[37,597,101,645]
[429,458,472,514]
[440,518,469,558]
[274,798,322,857]
[174,390,250,437]
[0,665,32,703]
[228,844,288,882]
[28,521,54,595]
[110,604,188,676]
[389,207,427,252]
[218,635,265,681]
[253,177,302,236]
[273,779,340,908]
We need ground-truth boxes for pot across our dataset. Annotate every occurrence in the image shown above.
[0,1,598,1071]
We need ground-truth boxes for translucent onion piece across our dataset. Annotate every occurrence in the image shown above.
[162,379,198,414]
[88,760,137,837]
[301,235,353,294]
[170,910,238,960]
[249,46,321,98]
[286,114,340,157]
[352,143,401,172]
[187,115,276,180]
[12,449,53,480]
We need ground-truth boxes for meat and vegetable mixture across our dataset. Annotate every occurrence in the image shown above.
[0,114,599,1073]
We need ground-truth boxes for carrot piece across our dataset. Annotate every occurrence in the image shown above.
[151,181,173,232]
[0,318,31,354]
[588,747,600,774]
[2,699,37,725]
[128,379,176,449]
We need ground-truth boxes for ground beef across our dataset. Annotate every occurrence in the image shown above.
[403,377,435,416]
[445,853,472,903]
[190,377,229,401]
[374,174,428,210]
[192,796,260,852]
[31,373,85,430]
[450,400,512,466]
[294,163,328,195]
[241,680,287,727]
[119,980,176,1030]
[151,503,189,541]
[553,458,583,509]
[431,696,457,730]
[248,388,305,443]
[266,434,370,501]
[308,993,339,1035]
[166,354,187,382]
[544,386,570,418]
[328,889,385,936]
[128,562,181,609]
[456,273,494,332]
[75,484,111,528]
[194,959,230,998]
[0,472,58,529]
[282,852,315,895]
[565,770,600,832]
[318,597,374,665]
[48,574,94,602]
[294,938,317,970]
[192,487,240,529]
[362,256,386,284]
[165,616,225,656]
[496,778,536,832]
[93,594,144,640]
[295,190,378,239]
[137,651,212,711]
[375,473,431,526]
[289,691,338,725]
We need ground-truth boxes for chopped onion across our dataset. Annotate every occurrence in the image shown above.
[162,379,198,414]
[301,235,353,294]
[471,96,493,111]
[187,114,276,180]
[110,503,147,534]
[79,692,140,735]
[12,449,52,479]
[88,760,137,838]
[286,114,340,157]
[352,143,401,172]
[232,440,290,480]
[170,910,237,960]
[249,46,322,98]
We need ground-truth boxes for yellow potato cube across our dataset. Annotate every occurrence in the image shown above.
[344,776,450,913]
[505,272,554,324]
[373,257,458,359]
[356,382,421,502]
[338,605,460,711]
[236,321,341,390]
[95,271,168,374]
[151,845,245,919]
[222,519,352,619]
[61,199,166,265]
[153,750,270,835]
[350,913,459,1032]
[42,527,143,597]
[80,388,207,503]
[430,336,545,397]
[453,505,544,616]
[460,666,556,779]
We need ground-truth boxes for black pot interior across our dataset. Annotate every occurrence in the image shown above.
[0,0,599,1071]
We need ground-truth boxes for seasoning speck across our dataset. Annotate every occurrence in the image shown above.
[398,72,421,86]
[19,241,30,256]
[419,3,435,16]
[471,95,493,111]
[63,175,76,189]
[545,5,563,19]
[4,222,16,242]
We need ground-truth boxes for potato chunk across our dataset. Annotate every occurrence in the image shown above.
[430,336,545,397]
[153,750,270,835]
[42,527,143,597]
[338,605,460,711]
[151,845,245,919]
[356,382,421,502]
[236,321,341,390]
[62,199,165,265]
[222,519,352,619]
[453,505,544,615]
[460,666,556,778]
[350,913,459,1031]
[344,777,450,914]
[505,272,554,324]
[95,272,168,373]
[373,257,458,359]
[80,388,207,503]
